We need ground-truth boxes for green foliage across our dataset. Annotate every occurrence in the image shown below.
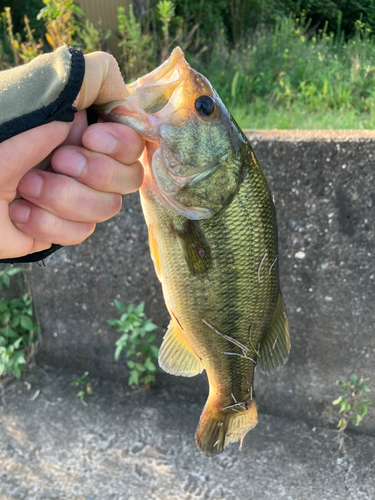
[37,0,84,49]
[108,301,159,388]
[3,0,375,127]
[116,5,154,82]
[333,375,372,431]
[0,0,44,42]
[77,19,111,54]
[296,0,375,39]
[192,15,375,123]
[0,267,38,380]
[72,371,93,404]
[157,0,175,60]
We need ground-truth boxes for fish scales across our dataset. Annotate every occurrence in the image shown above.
[96,47,290,456]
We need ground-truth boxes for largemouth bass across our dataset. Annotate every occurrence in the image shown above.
[97,47,290,456]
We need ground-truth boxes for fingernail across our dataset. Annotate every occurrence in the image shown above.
[55,149,87,177]
[85,129,117,154]
[18,171,43,199]
[9,203,31,224]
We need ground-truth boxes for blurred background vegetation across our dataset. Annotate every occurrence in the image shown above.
[1,0,375,128]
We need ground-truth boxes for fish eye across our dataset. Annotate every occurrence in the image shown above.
[195,95,216,117]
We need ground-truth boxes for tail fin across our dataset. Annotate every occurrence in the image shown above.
[195,398,258,456]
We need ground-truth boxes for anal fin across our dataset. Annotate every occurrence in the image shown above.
[158,319,203,377]
[258,293,291,375]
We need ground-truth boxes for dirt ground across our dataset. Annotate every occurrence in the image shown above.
[1,367,374,500]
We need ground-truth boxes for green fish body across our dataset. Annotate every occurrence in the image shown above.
[97,47,290,456]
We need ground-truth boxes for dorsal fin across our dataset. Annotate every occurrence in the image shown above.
[258,293,291,375]
[158,319,203,377]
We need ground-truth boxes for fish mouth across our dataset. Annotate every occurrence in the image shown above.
[95,47,191,135]
[94,48,220,221]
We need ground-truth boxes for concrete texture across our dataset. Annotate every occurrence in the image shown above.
[1,368,374,500]
[2,130,375,433]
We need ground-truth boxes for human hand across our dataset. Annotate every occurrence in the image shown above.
[0,52,145,260]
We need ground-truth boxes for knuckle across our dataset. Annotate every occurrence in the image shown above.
[50,176,74,208]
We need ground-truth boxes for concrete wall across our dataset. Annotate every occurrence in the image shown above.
[3,131,375,432]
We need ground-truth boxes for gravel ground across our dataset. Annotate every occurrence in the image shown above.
[1,367,374,500]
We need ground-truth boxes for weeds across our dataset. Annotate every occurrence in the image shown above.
[77,19,111,54]
[0,267,39,381]
[3,1,375,127]
[116,5,153,83]
[157,0,175,62]
[37,0,84,49]
[108,301,159,388]
[333,375,372,433]
[72,371,93,405]
[193,16,375,126]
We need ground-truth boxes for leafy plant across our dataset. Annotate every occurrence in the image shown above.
[333,375,372,432]
[157,0,175,61]
[37,0,84,49]
[0,8,43,67]
[72,371,93,404]
[19,14,44,63]
[108,301,159,388]
[116,5,153,82]
[77,19,111,54]
[0,266,39,380]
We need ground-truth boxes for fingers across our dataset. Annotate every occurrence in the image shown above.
[0,121,70,194]
[52,147,144,195]
[16,169,123,223]
[51,122,145,194]
[9,200,96,246]
[76,52,129,110]
[0,200,52,259]
[82,122,145,165]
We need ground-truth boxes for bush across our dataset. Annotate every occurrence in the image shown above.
[108,301,159,388]
[191,16,375,119]
[0,267,39,380]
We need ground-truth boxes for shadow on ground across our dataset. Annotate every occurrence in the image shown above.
[1,367,374,500]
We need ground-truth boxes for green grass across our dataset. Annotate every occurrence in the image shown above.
[191,17,375,129]
[231,101,375,129]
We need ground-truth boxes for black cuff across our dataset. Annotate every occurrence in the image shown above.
[0,48,85,143]
[0,244,63,264]
[0,47,85,264]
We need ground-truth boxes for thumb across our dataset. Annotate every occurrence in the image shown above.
[75,52,129,110]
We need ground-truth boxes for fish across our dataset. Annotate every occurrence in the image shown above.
[96,47,290,456]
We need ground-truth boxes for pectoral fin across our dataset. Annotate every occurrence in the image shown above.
[174,220,212,275]
[159,319,204,377]
[258,293,291,375]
